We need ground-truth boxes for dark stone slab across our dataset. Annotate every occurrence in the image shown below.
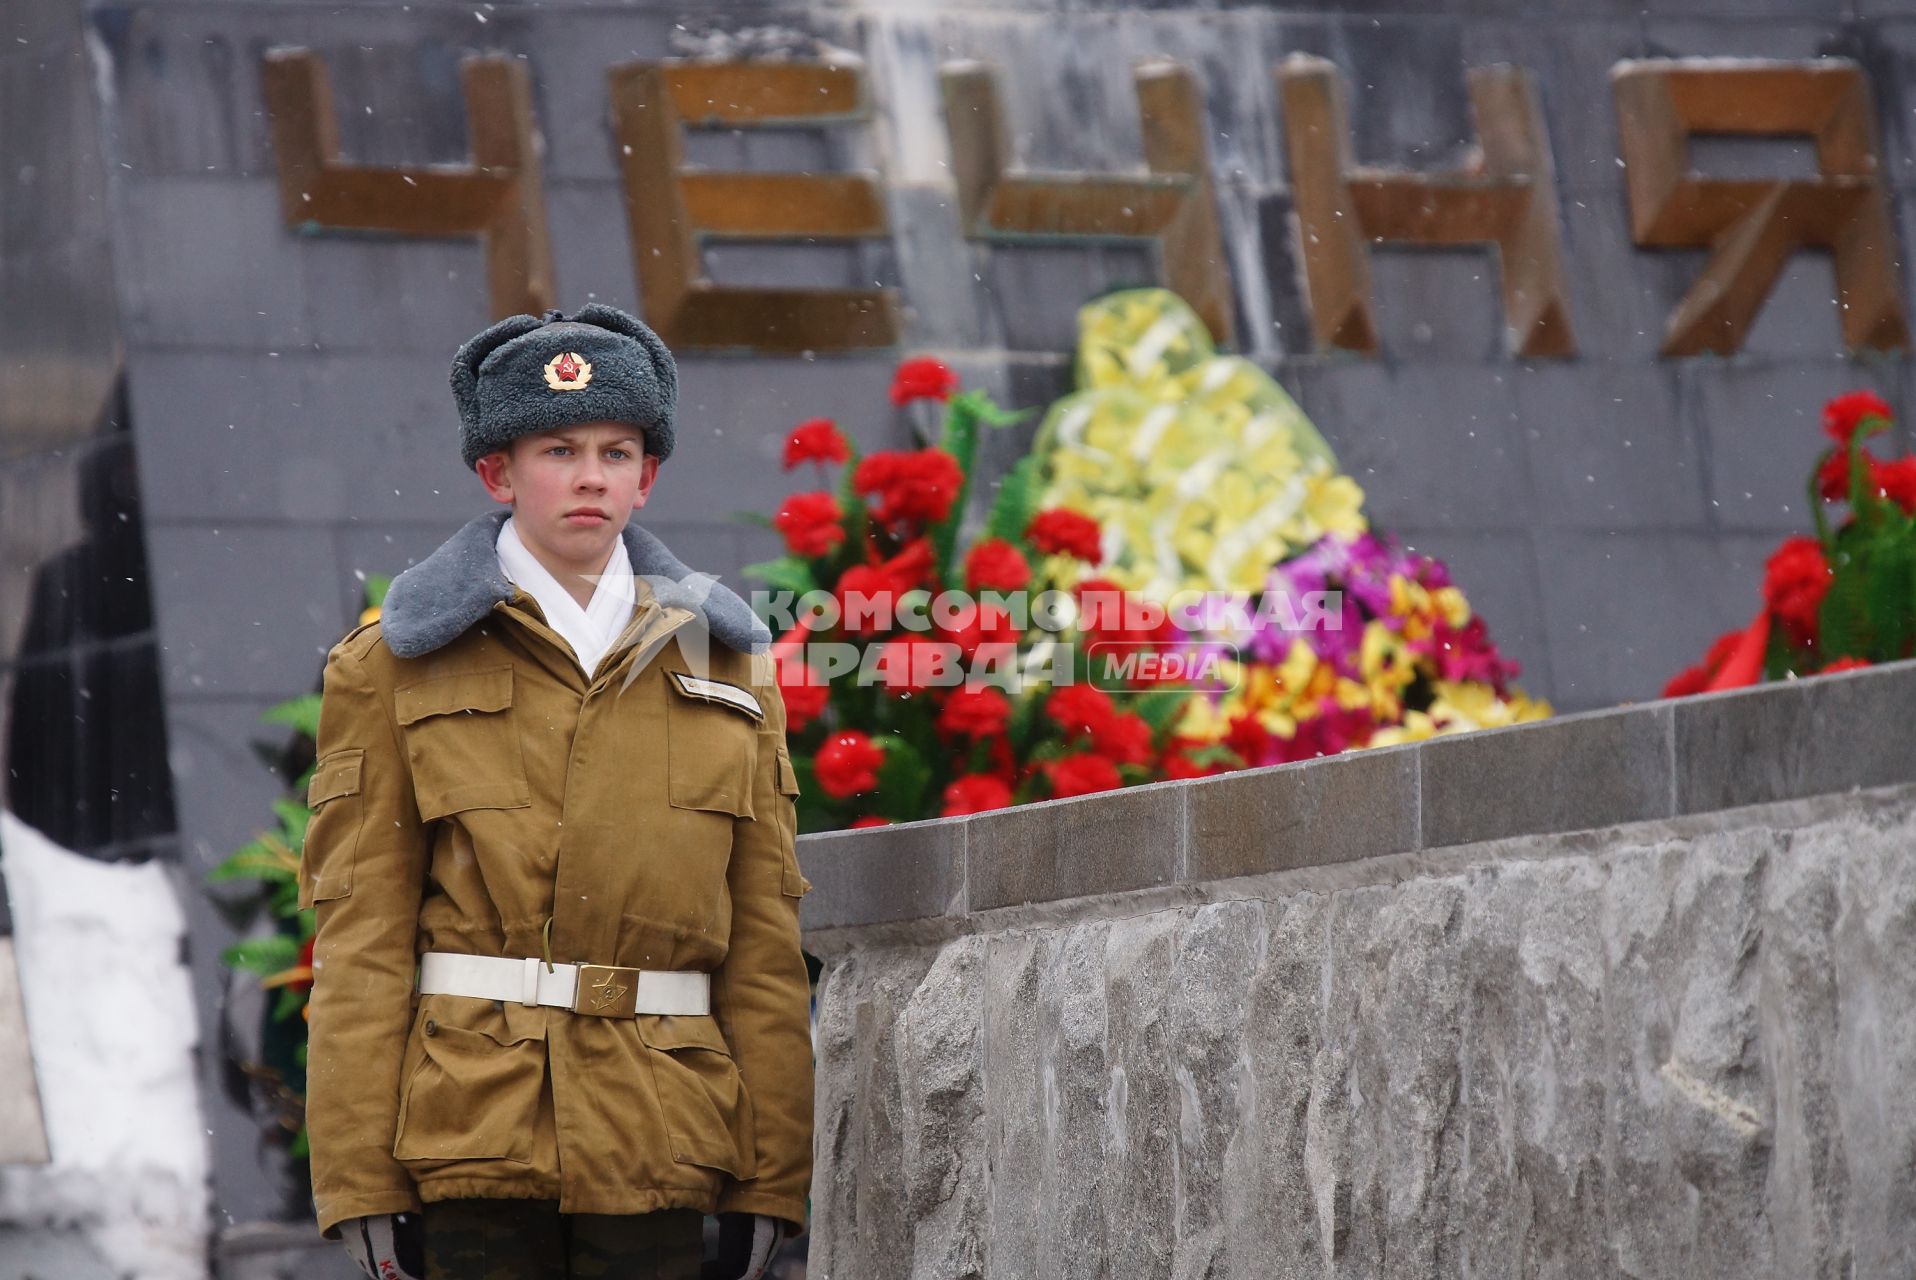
[1423,702,1675,848]
[1683,361,1903,534]
[1513,365,1704,530]
[1675,659,1916,813]
[1187,744,1419,882]
[1363,248,1505,363]
[145,523,346,699]
[797,815,966,930]
[1532,529,1774,714]
[1293,362,1535,531]
[1553,198,1690,364]
[966,779,1184,911]
[114,178,313,349]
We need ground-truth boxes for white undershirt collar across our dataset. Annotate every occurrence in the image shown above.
[496,514,636,678]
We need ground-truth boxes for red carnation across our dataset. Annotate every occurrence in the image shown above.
[782,682,830,734]
[1026,508,1104,563]
[869,632,950,697]
[1089,710,1154,766]
[964,538,1032,594]
[941,773,1014,816]
[936,685,1011,740]
[1223,708,1278,770]
[1045,683,1115,740]
[848,816,893,829]
[1822,390,1893,447]
[879,535,938,590]
[1044,752,1123,799]
[773,491,845,558]
[1817,449,1857,503]
[853,449,965,527]
[890,356,959,407]
[835,564,901,638]
[1763,535,1832,647]
[775,658,831,734]
[1872,456,1916,514]
[836,537,937,638]
[782,418,850,470]
[1821,655,1872,674]
[1073,577,1176,654]
[937,598,1021,661]
[1073,577,1124,618]
[1162,735,1235,780]
[814,731,886,799]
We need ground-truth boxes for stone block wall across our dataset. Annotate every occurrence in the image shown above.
[797,661,1916,1278]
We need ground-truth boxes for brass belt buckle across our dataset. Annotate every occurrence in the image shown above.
[574,964,641,1018]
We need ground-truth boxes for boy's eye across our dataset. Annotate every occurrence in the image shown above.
[607,448,629,461]
[545,445,569,456]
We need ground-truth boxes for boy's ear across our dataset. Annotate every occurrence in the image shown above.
[632,451,662,511]
[475,448,514,504]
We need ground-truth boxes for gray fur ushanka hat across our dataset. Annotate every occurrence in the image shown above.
[450,303,678,470]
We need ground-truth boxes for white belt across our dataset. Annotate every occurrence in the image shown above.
[417,951,711,1018]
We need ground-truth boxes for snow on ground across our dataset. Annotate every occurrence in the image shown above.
[0,809,209,1280]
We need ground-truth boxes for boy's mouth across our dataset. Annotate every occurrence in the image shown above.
[564,507,611,526]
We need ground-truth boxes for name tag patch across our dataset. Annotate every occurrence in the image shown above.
[668,671,764,722]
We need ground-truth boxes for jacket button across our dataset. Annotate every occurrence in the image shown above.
[424,1019,437,1036]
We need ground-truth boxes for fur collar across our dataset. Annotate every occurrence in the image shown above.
[378,509,771,659]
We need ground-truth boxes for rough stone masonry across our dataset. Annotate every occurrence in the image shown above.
[800,685,1916,1278]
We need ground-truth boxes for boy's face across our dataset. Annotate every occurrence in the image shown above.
[475,421,661,570]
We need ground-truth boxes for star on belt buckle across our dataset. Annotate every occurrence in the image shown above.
[574,964,641,1018]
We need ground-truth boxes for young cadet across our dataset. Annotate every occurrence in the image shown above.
[297,305,813,1280]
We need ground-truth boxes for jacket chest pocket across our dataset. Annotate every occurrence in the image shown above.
[394,666,531,822]
[665,670,760,820]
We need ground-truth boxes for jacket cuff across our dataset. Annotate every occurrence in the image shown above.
[316,1187,423,1241]
[713,1188,807,1236]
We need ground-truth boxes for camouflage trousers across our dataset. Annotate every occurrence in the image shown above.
[422,1198,703,1280]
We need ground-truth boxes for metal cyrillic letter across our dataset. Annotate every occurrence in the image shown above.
[1280,55,1575,358]
[608,61,897,353]
[262,49,553,319]
[1613,58,1909,356]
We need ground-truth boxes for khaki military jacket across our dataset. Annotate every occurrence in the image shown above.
[297,509,812,1240]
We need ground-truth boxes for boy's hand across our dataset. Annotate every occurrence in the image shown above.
[709,1212,780,1280]
[340,1211,425,1280]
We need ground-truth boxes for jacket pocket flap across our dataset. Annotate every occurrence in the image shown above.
[774,748,801,797]
[637,1013,732,1056]
[420,993,549,1047]
[395,666,514,725]
[307,748,365,807]
[666,670,764,722]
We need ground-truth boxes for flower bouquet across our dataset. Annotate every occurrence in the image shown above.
[750,360,1201,830]
[1166,530,1548,766]
[748,289,1548,825]
[1667,390,1916,694]
[1031,288,1549,769]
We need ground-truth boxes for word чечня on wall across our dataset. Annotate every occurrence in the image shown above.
[260,49,1909,362]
